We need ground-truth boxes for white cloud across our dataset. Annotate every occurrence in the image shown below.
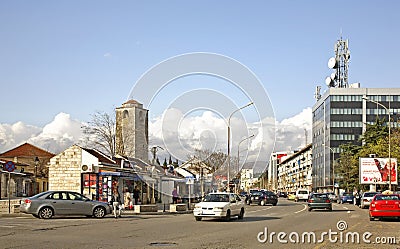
[0,108,312,172]
[0,113,84,154]
[103,52,112,57]
[274,107,312,151]
[0,122,41,152]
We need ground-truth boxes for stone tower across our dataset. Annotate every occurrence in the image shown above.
[115,100,149,162]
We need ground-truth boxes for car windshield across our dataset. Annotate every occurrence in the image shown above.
[312,194,328,198]
[203,194,229,202]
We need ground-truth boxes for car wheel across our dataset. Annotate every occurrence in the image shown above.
[93,206,106,218]
[308,207,312,212]
[238,208,244,220]
[260,200,266,206]
[369,216,374,221]
[224,210,231,221]
[273,202,277,206]
[39,207,54,219]
[195,217,202,221]
[328,207,332,212]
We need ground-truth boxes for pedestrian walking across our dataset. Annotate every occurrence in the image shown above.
[133,186,141,205]
[111,189,122,218]
[172,187,179,204]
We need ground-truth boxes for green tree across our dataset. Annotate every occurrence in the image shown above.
[337,118,400,192]
[336,143,361,192]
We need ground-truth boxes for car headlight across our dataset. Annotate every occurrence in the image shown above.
[194,205,201,209]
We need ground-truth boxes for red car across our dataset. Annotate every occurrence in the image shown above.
[369,193,400,221]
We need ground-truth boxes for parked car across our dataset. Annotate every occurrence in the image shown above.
[307,193,332,212]
[20,190,112,219]
[360,192,379,209]
[287,192,296,201]
[295,189,309,202]
[338,192,354,204]
[278,192,287,198]
[193,192,245,221]
[369,193,400,221]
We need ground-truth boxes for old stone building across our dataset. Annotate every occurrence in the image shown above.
[115,100,149,162]
[0,143,55,197]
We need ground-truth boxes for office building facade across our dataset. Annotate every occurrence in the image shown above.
[312,87,400,192]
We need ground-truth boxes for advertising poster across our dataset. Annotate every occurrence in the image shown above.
[359,158,398,185]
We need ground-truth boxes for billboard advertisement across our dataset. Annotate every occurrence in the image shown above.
[359,158,398,185]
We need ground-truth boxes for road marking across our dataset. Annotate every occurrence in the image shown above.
[294,204,307,214]
[246,206,273,214]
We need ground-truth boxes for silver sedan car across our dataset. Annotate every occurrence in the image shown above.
[20,190,112,219]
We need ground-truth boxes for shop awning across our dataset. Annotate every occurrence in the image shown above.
[138,174,156,183]
[0,170,26,175]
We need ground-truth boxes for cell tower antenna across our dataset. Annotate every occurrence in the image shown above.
[326,35,350,88]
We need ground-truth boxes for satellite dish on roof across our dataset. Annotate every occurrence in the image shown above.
[328,57,337,69]
[325,76,335,87]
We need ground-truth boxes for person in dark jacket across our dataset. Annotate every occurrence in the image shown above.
[133,186,140,205]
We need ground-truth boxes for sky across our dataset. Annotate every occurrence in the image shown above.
[1,1,399,171]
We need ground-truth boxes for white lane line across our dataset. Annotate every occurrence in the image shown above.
[246,206,273,214]
[294,204,307,214]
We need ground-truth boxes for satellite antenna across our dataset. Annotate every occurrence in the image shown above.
[326,35,350,88]
[314,86,321,101]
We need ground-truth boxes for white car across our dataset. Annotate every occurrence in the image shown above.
[360,192,379,209]
[193,192,245,221]
[295,189,309,202]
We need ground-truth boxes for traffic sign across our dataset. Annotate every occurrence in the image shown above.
[4,161,15,172]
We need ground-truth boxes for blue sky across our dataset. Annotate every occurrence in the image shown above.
[1,1,400,141]
[1,1,399,126]
[0,0,400,160]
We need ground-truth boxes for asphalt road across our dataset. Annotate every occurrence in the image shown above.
[0,199,399,249]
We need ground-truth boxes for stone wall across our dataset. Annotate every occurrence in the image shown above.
[49,145,82,192]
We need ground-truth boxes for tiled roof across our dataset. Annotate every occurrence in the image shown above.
[0,143,55,158]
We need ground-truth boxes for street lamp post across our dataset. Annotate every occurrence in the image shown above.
[34,157,39,177]
[227,102,253,192]
[237,134,255,192]
[363,97,391,191]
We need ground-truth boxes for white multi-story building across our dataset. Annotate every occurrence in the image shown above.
[277,144,312,192]
[240,168,258,191]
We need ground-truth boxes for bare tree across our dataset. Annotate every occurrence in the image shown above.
[82,111,116,157]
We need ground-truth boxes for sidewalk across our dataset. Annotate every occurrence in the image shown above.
[0,203,193,217]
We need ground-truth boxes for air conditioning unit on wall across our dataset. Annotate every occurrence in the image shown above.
[81,164,93,173]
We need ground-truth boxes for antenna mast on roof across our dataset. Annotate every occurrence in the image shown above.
[325,34,351,88]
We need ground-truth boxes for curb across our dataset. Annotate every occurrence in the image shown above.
[0,210,193,218]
